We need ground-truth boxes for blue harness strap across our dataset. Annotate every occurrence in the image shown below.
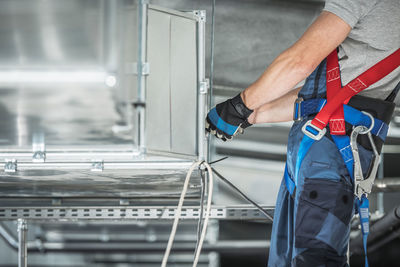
[294,98,326,120]
[357,195,370,267]
[331,135,354,181]
[294,98,389,142]
[343,105,389,141]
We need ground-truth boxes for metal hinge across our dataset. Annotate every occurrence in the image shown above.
[4,159,17,173]
[125,62,150,76]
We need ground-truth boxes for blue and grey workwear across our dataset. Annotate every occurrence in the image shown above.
[268,60,375,267]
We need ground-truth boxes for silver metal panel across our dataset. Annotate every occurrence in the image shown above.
[0,0,105,69]
[145,7,199,156]
[115,6,138,123]
[0,167,200,198]
[170,16,197,155]
[0,86,130,147]
[146,9,172,152]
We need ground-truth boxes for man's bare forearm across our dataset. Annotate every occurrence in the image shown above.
[247,87,301,124]
[240,12,351,111]
[241,50,312,111]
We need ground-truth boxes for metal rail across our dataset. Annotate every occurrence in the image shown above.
[373,177,400,192]
[0,205,274,221]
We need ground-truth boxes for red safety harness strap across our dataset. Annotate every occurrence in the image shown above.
[326,49,346,135]
[311,48,400,131]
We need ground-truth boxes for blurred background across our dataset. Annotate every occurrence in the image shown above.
[0,0,399,266]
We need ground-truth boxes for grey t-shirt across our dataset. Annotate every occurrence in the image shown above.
[323,0,400,103]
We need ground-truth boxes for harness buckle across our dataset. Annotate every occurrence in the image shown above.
[293,97,304,122]
[301,120,327,141]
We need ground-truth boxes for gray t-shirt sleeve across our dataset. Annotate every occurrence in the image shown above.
[323,0,378,28]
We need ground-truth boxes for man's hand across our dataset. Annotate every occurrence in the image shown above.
[205,93,253,141]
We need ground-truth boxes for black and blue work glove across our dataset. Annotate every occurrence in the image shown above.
[206,93,253,141]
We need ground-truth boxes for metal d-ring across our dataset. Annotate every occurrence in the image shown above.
[358,111,375,135]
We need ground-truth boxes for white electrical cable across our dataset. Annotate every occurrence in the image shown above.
[161,161,213,267]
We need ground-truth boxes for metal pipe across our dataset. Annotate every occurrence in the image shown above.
[373,178,400,192]
[18,240,270,254]
[0,223,41,252]
[367,227,400,254]
[377,154,384,214]
[0,223,19,249]
[1,222,270,254]
[17,219,28,267]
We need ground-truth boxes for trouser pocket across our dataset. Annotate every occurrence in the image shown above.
[295,178,353,255]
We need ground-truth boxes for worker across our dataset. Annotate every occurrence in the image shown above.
[206,0,400,266]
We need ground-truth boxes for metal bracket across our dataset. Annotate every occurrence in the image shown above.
[51,199,62,206]
[199,79,209,94]
[193,10,206,22]
[4,159,17,173]
[119,199,130,206]
[32,151,46,163]
[125,62,150,76]
[91,160,104,172]
[293,97,304,122]
[32,134,46,162]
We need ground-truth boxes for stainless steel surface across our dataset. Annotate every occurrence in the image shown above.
[0,85,131,147]
[0,165,201,198]
[115,5,138,130]
[0,3,207,201]
[0,205,273,221]
[0,0,106,70]
[0,85,203,198]
[17,219,27,267]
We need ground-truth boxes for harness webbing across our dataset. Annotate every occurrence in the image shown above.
[326,49,346,135]
[357,196,370,267]
[292,48,399,267]
[326,49,355,187]
[311,48,400,131]
[324,49,399,266]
